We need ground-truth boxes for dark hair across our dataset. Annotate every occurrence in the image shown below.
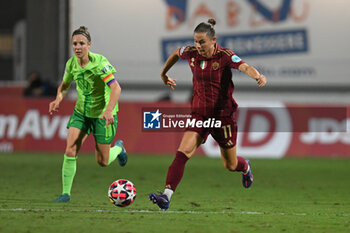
[194,18,216,39]
[72,26,91,42]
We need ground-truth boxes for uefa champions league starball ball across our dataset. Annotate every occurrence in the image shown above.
[108,179,136,207]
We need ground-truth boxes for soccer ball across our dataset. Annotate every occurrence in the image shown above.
[108,179,136,207]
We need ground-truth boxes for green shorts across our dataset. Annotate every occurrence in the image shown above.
[67,110,118,144]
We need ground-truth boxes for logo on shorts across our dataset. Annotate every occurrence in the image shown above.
[143,109,162,129]
[225,140,234,147]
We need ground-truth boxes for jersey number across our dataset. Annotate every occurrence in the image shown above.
[222,125,232,139]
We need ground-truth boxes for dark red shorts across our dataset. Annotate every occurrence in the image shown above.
[186,113,237,149]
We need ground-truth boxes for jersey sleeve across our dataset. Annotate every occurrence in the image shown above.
[62,59,73,84]
[225,49,245,69]
[178,46,192,60]
[99,56,117,86]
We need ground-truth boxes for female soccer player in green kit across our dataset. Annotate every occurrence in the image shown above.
[49,26,127,202]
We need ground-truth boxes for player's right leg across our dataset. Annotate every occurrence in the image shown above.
[149,131,204,210]
[54,126,88,202]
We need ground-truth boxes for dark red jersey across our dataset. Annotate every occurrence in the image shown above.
[179,44,245,117]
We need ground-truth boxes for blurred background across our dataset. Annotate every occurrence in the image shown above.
[0,0,349,158]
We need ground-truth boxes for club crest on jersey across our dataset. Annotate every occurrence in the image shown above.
[190,58,195,67]
[200,61,207,70]
[212,62,219,70]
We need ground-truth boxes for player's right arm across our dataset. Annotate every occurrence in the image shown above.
[49,81,71,115]
[160,48,180,91]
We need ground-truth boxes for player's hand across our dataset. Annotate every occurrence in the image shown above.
[161,74,176,91]
[256,74,267,87]
[49,100,60,115]
[101,110,114,129]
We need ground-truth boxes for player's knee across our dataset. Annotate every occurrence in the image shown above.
[225,161,238,171]
[225,164,237,171]
[178,149,193,158]
[178,145,195,158]
[65,148,77,157]
[97,159,108,167]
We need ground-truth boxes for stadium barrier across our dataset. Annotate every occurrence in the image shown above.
[0,97,349,158]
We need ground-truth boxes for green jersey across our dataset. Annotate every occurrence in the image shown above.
[63,52,118,118]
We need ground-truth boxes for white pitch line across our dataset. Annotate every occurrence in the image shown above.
[0,208,315,216]
[1,207,349,218]
[0,208,349,217]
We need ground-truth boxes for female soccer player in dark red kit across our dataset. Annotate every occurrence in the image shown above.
[149,19,267,210]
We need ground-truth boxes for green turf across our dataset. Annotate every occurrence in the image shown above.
[0,153,349,233]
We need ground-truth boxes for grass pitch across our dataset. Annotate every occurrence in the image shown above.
[0,153,349,233]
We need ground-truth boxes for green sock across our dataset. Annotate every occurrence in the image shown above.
[62,155,77,195]
[107,146,122,165]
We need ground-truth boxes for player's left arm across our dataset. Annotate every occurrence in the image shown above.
[101,77,121,128]
[238,63,267,87]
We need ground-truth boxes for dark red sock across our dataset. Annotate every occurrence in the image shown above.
[235,156,248,172]
[165,151,189,191]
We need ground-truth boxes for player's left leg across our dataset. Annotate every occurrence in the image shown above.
[95,141,127,167]
[93,115,127,167]
[213,115,253,188]
[220,146,253,188]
